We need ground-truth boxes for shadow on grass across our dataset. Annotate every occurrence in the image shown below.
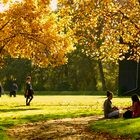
[22,113,79,122]
[1,113,102,139]
[0,113,99,140]
[0,113,85,129]
[0,108,40,113]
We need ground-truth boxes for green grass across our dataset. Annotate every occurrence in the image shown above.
[0,94,133,139]
[90,97,140,140]
[90,118,140,139]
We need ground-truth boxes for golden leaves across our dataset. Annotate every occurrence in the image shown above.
[0,0,75,67]
[58,0,140,62]
[0,0,139,67]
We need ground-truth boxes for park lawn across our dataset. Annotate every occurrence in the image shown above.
[90,117,140,139]
[0,94,131,139]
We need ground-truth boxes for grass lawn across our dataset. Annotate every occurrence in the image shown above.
[0,94,134,139]
[90,117,140,139]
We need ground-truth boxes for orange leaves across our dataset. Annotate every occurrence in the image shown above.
[58,0,140,62]
[1,0,139,67]
[1,0,8,3]
[39,0,50,5]
[0,0,75,67]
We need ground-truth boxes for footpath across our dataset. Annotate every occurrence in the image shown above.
[7,116,131,140]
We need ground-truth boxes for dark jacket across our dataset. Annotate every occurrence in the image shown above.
[103,98,112,118]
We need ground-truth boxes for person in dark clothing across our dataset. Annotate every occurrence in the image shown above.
[10,83,18,97]
[25,76,34,106]
[103,91,120,118]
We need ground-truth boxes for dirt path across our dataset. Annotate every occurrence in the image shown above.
[7,116,131,140]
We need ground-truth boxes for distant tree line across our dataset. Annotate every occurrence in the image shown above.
[0,51,118,92]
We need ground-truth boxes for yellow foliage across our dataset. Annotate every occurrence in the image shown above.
[0,0,139,66]
[0,0,75,67]
[58,0,140,62]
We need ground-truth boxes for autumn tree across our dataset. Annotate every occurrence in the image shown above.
[57,0,108,90]
[0,0,139,92]
[57,0,139,90]
[1,0,138,67]
[1,0,139,66]
[0,0,75,67]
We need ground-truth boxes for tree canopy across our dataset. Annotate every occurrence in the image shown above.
[0,0,75,67]
[58,0,140,62]
[0,0,139,67]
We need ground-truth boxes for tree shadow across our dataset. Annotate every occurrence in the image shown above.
[0,108,40,113]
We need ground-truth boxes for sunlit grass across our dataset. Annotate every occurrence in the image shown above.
[0,94,132,139]
[0,95,105,119]
[91,117,140,139]
[90,97,140,139]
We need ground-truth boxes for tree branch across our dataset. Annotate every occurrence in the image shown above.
[0,35,16,54]
[0,19,11,31]
[119,10,140,31]
[19,32,48,46]
[0,35,16,42]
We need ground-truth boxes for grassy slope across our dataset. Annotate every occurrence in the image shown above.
[90,97,140,139]
[0,94,133,139]
[90,117,140,139]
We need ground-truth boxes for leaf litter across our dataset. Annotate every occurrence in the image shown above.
[7,116,131,140]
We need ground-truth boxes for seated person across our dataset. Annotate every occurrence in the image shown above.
[103,91,119,118]
[123,94,140,119]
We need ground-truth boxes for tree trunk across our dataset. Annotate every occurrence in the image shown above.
[98,60,106,91]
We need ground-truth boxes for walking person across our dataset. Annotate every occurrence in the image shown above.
[25,76,34,106]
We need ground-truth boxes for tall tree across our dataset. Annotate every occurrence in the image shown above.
[0,0,75,67]
[58,0,139,61]
[57,0,139,90]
